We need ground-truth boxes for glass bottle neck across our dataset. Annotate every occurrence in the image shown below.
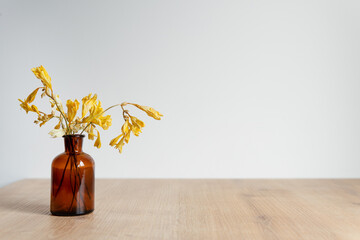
[64,135,84,153]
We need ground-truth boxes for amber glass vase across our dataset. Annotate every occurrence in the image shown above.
[51,135,95,216]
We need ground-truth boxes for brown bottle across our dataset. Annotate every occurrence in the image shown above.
[51,135,95,216]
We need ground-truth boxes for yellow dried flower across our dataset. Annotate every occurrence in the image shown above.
[130,116,145,136]
[35,113,54,127]
[94,115,112,130]
[129,103,163,120]
[82,100,103,122]
[18,99,40,114]
[18,99,31,113]
[81,94,97,118]
[109,134,123,146]
[31,65,52,90]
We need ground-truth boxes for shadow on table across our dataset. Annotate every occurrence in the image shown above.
[0,198,50,216]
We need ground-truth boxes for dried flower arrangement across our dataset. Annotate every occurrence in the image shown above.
[18,65,163,153]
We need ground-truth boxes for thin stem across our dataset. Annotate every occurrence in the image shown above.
[67,138,90,212]
[73,159,89,208]
[38,110,47,115]
[60,117,65,129]
[68,140,80,212]
[104,103,123,113]
[47,92,69,133]
[54,116,65,129]
[54,155,71,198]
[80,123,90,135]
[80,122,95,135]
[68,155,76,212]
[76,167,91,200]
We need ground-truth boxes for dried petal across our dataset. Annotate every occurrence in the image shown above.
[54,120,61,129]
[31,65,52,90]
[115,137,125,153]
[66,99,80,123]
[124,130,131,143]
[94,129,101,148]
[121,119,130,135]
[31,105,40,114]
[85,125,96,140]
[25,88,40,103]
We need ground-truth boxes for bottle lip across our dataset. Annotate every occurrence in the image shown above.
[63,134,85,138]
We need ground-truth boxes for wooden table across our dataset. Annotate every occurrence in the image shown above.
[0,179,360,239]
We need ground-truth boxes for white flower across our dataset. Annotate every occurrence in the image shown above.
[49,129,65,138]
[49,95,65,114]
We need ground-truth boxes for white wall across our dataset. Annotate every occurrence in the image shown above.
[1,0,360,187]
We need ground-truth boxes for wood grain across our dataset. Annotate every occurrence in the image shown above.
[0,179,360,240]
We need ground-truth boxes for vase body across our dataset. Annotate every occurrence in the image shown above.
[51,135,95,216]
